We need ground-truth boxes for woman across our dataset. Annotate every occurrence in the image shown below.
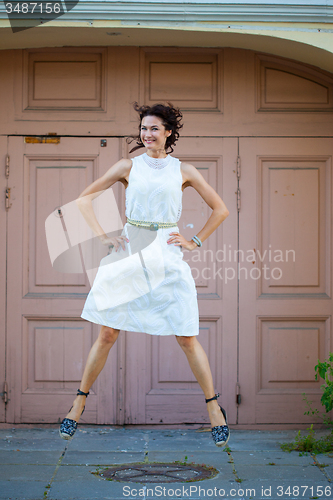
[59,103,230,447]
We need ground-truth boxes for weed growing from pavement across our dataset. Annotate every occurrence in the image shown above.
[281,353,333,455]
[281,425,333,454]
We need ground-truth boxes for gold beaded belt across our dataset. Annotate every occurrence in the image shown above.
[126,217,178,231]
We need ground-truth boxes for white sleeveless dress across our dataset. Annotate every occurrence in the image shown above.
[80,153,199,336]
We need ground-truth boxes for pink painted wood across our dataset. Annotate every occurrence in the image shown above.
[2,46,333,425]
[6,137,121,423]
[238,138,333,424]
[123,138,238,424]
[0,136,7,422]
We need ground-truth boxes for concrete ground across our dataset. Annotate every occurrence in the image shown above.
[0,425,332,500]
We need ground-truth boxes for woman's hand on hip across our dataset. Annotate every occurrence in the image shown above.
[167,232,198,251]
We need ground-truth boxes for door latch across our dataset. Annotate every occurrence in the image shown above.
[236,155,241,180]
[1,382,8,404]
[5,155,9,179]
[236,383,241,405]
[5,187,12,211]
[236,187,241,212]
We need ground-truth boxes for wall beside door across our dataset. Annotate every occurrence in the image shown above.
[0,45,332,425]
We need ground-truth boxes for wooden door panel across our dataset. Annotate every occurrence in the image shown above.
[21,318,98,423]
[259,157,329,296]
[7,137,121,423]
[239,138,333,424]
[146,321,221,424]
[124,138,238,424]
[31,158,93,289]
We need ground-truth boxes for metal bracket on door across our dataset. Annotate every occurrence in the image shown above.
[0,382,8,404]
[235,155,241,212]
[5,155,12,210]
[5,154,9,178]
[236,187,241,212]
[24,136,60,144]
[236,383,241,405]
[236,155,241,180]
[5,187,12,211]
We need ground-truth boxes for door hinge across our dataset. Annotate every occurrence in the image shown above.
[236,155,241,180]
[5,154,9,178]
[236,187,241,212]
[1,382,8,404]
[5,187,12,211]
[236,383,241,405]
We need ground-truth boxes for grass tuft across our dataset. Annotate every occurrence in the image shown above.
[281,424,333,455]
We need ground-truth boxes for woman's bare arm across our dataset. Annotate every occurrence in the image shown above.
[181,162,229,249]
[76,158,132,241]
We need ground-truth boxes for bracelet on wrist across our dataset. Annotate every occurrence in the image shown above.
[191,235,202,247]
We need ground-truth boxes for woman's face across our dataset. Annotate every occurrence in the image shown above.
[140,115,172,154]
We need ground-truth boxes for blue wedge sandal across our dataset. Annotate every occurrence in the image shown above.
[59,389,89,440]
[205,393,230,447]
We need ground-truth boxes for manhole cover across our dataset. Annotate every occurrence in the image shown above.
[96,462,218,483]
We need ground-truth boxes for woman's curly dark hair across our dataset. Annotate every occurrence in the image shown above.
[127,102,183,154]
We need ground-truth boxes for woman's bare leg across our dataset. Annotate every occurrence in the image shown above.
[175,335,226,428]
[65,325,120,422]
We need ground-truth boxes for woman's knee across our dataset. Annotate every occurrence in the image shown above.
[98,325,120,346]
[175,335,197,351]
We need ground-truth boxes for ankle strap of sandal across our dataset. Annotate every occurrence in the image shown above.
[205,392,220,403]
[77,389,89,397]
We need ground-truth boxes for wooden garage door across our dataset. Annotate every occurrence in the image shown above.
[6,136,122,423]
[238,137,333,424]
[123,137,238,424]
[5,135,238,425]
[5,134,333,426]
